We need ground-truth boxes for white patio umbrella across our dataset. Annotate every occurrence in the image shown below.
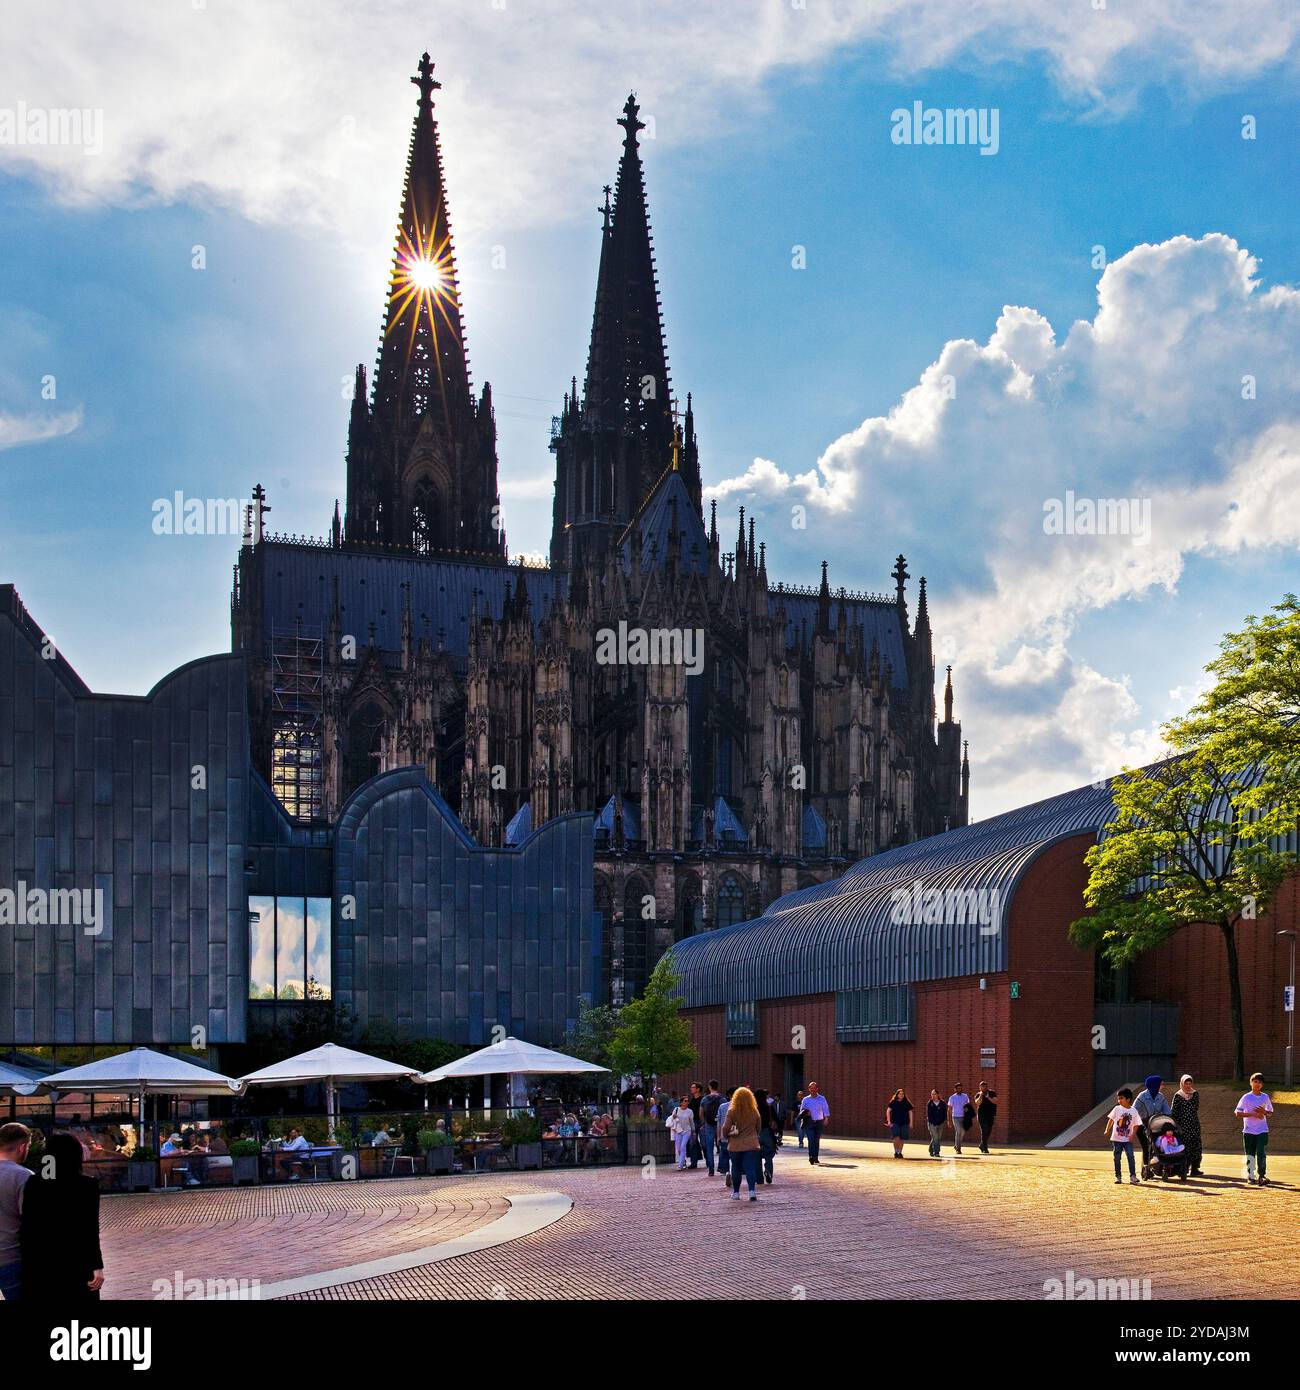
[0,1060,48,1096]
[238,1043,421,1137]
[40,1047,242,1134]
[418,1036,609,1083]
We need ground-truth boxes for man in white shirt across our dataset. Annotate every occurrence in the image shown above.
[947,1086,972,1154]
[1235,1073,1275,1185]
[279,1127,311,1180]
[800,1083,830,1165]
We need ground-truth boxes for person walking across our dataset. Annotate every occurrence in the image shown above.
[925,1089,946,1158]
[722,1086,762,1201]
[20,1133,105,1302]
[1104,1087,1142,1185]
[667,1096,695,1170]
[698,1080,723,1178]
[0,1123,33,1302]
[715,1087,733,1189]
[886,1088,913,1158]
[1235,1073,1274,1186]
[946,1083,971,1155]
[1133,1076,1171,1178]
[974,1083,998,1154]
[686,1082,705,1170]
[800,1083,829,1165]
[793,1090,806,1148]
[754,1088,778,1184]
[1170,1074,1204,1177]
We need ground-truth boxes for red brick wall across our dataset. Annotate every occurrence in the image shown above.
[667,841,1300,1143]
[1007,834,1098,1138]
[1130,873,1296,1079]
[669,974,1018,1141]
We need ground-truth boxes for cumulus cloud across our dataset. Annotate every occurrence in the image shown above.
[708,234,1300,814]
[1,0,1297,263]
[0,408,81,452]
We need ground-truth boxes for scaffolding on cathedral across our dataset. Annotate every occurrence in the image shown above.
[270,623,324,822]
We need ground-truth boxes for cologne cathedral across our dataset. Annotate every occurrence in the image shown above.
[230,54,969,1004]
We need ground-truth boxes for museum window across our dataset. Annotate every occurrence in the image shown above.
[248,895,332,1001]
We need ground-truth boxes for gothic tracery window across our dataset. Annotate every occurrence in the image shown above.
[717,874,747,929]
[411,477,436,555]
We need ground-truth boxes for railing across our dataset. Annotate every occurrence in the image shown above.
[39,1106,674,1192]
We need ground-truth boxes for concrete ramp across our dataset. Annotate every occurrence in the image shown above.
[1045,1083,1140,1149]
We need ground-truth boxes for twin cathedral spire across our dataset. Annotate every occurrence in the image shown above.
[338,56,700,568]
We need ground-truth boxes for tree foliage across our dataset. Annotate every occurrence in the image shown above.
[607,952,697,1085]
[1073,597,1300,1080]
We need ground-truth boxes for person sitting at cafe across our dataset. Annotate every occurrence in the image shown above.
[161,1132,184,1156]
[278,1128,311,1180]
[371,1125,395,1147]
[183,1130,209,1187]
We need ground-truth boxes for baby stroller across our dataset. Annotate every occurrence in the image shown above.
[1144,1114,1188,1181]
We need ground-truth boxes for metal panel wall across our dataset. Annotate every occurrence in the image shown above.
[335,766,595,1046]
[0,587,250,1046]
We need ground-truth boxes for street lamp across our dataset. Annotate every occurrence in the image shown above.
[1279,929,1297,1088]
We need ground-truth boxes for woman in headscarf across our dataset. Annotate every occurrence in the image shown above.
[20,1133,105,1302]
[1169,1074,1203,1176]
[1133,1075,1172,1178]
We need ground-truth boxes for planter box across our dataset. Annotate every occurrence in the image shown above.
[425,1146,453,1174]
[510,1142,542,1171]
[126,1161,156,1192]
[232,1155,260,1186]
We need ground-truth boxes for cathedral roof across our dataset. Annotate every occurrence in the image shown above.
[801,803,827,851]
[505,800,532,845]
[594,795,641,842]
[672,775,1120,1008]
[773,587,910,689]
[257,542,558,662]
[619,468,711,576]
[691,796,749,844]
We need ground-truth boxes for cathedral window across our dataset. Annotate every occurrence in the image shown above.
[345,701,388,796]
[717,874,747,929]
[621,877,651,1001]
[411,477,436,555]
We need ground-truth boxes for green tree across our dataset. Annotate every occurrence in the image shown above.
[1071,756,1293,1082]
[607,952,697,1087]
[1165,594,1300,841]
[563,1002,621,1070]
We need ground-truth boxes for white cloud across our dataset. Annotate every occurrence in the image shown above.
[0,0,1297,265]
[0,407,81,452]
[708,233,1300,814]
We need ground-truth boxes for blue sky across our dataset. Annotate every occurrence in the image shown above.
[3,1,1300,815]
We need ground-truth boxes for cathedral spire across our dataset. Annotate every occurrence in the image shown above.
[943,664,954,723]
[371,51,472,441]
[583,93,671,445]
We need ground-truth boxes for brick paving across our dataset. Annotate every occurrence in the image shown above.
[100,1138,1299,1301]
[98,1179,507,1300]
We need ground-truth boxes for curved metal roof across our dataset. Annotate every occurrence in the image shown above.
[673,777,1118,1007]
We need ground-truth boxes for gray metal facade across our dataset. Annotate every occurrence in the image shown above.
[335,768,596,1045]
[1,585,596,1050]
[0,585,250,1047]
[673,778,1119,1008]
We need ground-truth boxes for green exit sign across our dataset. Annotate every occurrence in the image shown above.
[1010,981,1020,999]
